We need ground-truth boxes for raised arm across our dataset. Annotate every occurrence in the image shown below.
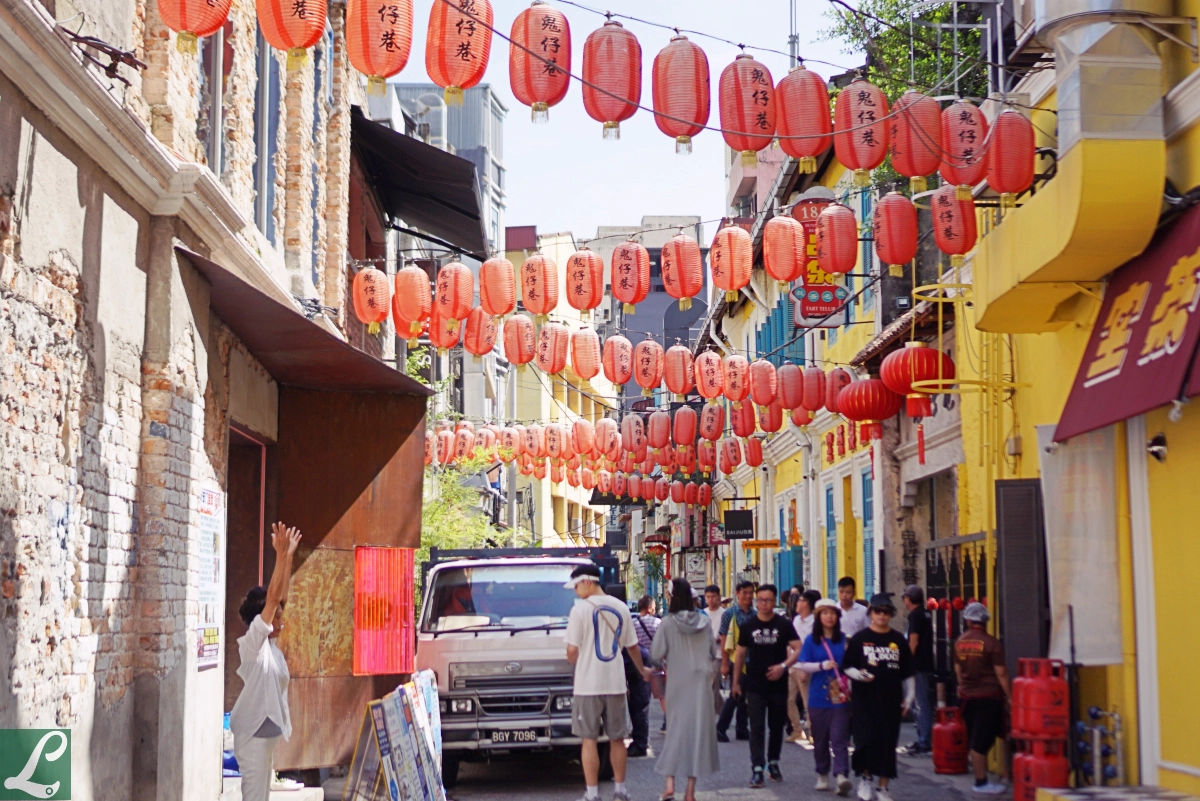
[261,522,301,626]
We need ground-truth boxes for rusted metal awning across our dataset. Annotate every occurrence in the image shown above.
[178,248,432,396]
[851,301,955,371]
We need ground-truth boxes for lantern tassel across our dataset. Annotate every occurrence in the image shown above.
[1001,192,1016,210]
[623,303,636,315]
[367,76,387,97]
[956,184,973,201]
[287,48,308,71]
[675,136,693,155]
[951,255,965,268]
[531,102,550,124]
[642,388,653,397]
[910,176,927,194]
[888,264,904,277]
[799,156,816,174]
[367,322,381,335]
[407,338,419,348]
[679,297,692,311]
[725,290,740,303]
[176,32,199,55]
[740,150,757,167]
[603,122,620,141]
[444,86,464,106]
[917,421,926,465]
[853,169,870,187]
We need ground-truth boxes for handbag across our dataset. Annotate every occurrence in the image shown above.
[822,640,851,704]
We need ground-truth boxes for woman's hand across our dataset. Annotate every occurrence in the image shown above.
[821,660,836,671]
[271,522,301,558]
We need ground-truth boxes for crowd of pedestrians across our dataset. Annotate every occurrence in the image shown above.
[561,565,1010,801]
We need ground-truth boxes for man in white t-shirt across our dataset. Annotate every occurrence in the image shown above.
[705,584,724,642]
[837,576,870,638]
[565,565,652,801]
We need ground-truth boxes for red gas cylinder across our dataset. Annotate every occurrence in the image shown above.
[1028,740,1070,792]
[932,707,968,774]
[1012,747,1034,801]
[1018,659,1069,739]
[1012,661,1033,736]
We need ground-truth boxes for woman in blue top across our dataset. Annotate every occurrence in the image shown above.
[797,599,853,795]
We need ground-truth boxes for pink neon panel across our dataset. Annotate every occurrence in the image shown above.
[353,547,416,676]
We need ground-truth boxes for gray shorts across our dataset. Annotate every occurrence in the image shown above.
[571,693,631,741]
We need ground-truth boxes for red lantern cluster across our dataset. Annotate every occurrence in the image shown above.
[880,342,956,418]
[837,378,902,440]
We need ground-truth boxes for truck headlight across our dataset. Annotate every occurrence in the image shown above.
[554,696,573,712]
[450,699,474,714]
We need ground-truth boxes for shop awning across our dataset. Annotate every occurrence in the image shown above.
[177,248,433,396]
[1055,203,1200,441]
[350,106,488,257]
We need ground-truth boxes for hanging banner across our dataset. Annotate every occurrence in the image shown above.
[790,198,849,328]
[196,486,225,671]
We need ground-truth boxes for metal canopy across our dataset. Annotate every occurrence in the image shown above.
[178,248,433,396]
[350,105,488,257]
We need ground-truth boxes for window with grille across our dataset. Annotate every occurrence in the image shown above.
[862,469,875,596]
[756,293,805,366]
[825,485,837,595]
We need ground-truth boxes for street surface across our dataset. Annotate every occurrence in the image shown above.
[447,706,992,801]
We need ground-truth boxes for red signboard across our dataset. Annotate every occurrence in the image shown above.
[1055,203,1200,441]
[353,546,416,676]
[790,199,849,328]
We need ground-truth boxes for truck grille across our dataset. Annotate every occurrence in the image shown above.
[478,693,549,715]
[459,675,571,691]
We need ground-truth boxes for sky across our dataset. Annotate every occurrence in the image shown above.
[390,0,862,244]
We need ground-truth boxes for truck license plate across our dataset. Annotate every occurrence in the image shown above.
[490,729,538,744]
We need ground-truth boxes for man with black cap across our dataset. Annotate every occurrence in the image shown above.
[564,564,653,801]
[953,602,1010,795]
[840,593,915,801]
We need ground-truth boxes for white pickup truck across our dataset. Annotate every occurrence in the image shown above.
[416,552,622,788]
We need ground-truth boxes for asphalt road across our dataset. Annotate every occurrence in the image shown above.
[446,704,992,801]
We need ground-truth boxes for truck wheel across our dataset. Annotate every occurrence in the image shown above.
[596,742,614,782]
[442,754,461,789]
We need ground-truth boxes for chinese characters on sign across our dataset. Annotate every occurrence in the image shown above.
[196,487,225,671]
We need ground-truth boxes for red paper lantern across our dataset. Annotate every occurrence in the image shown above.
[347,0,412,94]
[652,35,710,154]
[582,468,596,490]
[697,439,716,475]
[710,225,753,302]
[749,360,777,409]
[436,429,454,464]
[826,367,852,414]
[634,339,664,396]
[656,444,675,468]
[536,322,569,374]
[791,406,814,427]
[567,469,581,488]
[159,0,231,53]
[393,265,431,339]
[392,298,423,347]
[664,345,695,399]
[565,248,605,316]
[889,90,941,193]
[697,483,712,507]
[940,101,989,198]
[694,350,724,402]
[880,342,956,417]
[582,20,641,139]
[603,335,633,385]
[424,431,435,465]
[655,477,670,502]
[699,404,725,442]
[353,266,392,333]
[511,424,527,455]
[721,437,743,471]
[776,64,831,173]
[838,378,903,440]
[816,204,857,275]
[802,366,826,412]
[571,327,601,380]
[647,410,671,452]
[510,0,571,121]
[611,240,651,315]
[670,480,685,504]
[873,192,918,267]
[426,0,492,104]
[763,214,805,290]
[778,362,804,410]
[677,444,697,473]
[760,399,784,433]
[573,419,595,456]
[453,427,476,462]
[429,306,461,353]
[520,254,558,318]
[436,261,473,330]
[719,54,775,166]
[596,418,619,456]
[598,470,612,493]
[621,415,646,455]
[534,459,548,480]
[503,314,536,367]
[833,77,889,186]
[257,0,327,68]
[988,110,1036,206]
[661,233,703,311]
[480,256,516,317]
[931,184,977,267]
[684,481,699,506]
[744,437,764,468]
[627,474,642,500]
[722,354,750,406]
[463,306,498,357]
[673,406,697,447]
[500,427,520,461]
[731,402,756,439]
[524,424,546,458]
[545,423,565,459]
[612,472,626,497]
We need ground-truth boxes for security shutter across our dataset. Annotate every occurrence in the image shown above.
[995,479,1050,676]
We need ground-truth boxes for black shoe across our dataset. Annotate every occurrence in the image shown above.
[750,768,765,788]
[768,761,783,782]
[716,730,730,743]
[736,730,751,741]
[627,745,649,758]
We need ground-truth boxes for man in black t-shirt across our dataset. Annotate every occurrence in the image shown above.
[733,584,800,788]
[901,585,936,755]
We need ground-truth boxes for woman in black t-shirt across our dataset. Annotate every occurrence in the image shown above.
[840,594,915,801]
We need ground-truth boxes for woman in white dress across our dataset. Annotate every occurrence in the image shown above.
[229,522,301,801]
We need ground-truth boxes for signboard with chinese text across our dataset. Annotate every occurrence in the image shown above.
[196,487,225,671]
[1056,203,1200,440]
[790,200,849,328]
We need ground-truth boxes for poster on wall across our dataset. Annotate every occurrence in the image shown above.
[684,551,707,587]
[708,521,727,547]
[196,487,225,671]
[790,198,849,328]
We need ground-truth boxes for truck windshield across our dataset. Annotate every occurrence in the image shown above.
[423,564,580,632]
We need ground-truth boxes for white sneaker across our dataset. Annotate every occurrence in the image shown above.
[835,774,853,796]
[856,776,874,801]
[815,774,830,791]
[972,782,1008,795]
[875,788,893,801]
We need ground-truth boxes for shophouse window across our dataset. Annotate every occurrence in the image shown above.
[310,25,334,286]
[254,30,281,244]
[825,484,837,594]
[198,22,233,178]
[862,469,875,595]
